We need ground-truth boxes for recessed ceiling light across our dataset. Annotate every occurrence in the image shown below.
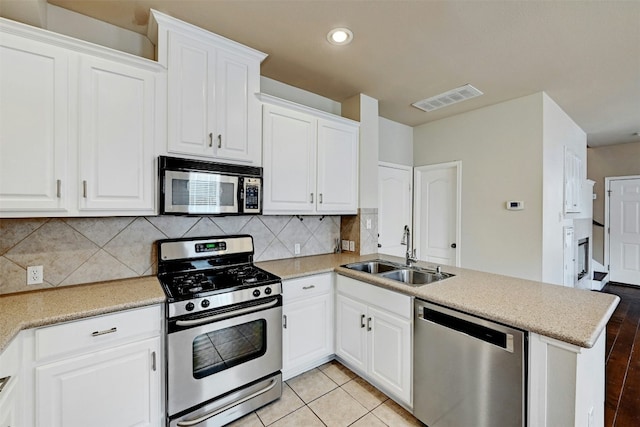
[327,28,353,46]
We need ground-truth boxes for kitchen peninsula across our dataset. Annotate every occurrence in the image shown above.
[0,253,618,427]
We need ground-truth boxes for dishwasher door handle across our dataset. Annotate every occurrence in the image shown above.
[418,305,515,353]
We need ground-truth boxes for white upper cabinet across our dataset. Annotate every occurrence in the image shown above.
[151,9,266,166]
[0,17,164,217]
[261,94,359,215]
[0,31,71,214]
[77,55,157,213]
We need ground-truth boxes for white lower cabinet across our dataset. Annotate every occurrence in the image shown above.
[0,333,24,427]
[28,305,163,427]
[282,273,334,380]
[335,275,412,407]
[35,337,160,427]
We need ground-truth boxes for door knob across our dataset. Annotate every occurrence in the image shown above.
[451,243,457,248]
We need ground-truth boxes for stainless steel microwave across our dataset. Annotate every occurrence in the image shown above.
[159,156,262,215]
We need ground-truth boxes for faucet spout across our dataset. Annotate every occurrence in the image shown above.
[402,225,418,266]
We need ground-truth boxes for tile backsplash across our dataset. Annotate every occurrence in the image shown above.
[0,215,341,295]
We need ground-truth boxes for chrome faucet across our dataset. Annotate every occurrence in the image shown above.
[401,225,418,266]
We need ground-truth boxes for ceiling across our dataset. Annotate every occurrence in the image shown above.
[40,1,640,147]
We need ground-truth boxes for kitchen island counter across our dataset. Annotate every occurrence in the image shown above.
[258,253,619,348]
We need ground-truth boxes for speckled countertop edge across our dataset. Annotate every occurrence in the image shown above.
[0,276,165,352]
[0,254,620,353]
[258,253,620,348]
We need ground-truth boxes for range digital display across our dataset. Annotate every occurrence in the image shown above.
[195,242,227,253]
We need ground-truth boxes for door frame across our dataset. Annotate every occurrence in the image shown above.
[604,175,640,280]
[413,161,462,267]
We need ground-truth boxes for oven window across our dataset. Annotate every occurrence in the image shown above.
[192,319,266,379]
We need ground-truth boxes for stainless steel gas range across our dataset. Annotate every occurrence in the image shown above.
[157,235,282,427]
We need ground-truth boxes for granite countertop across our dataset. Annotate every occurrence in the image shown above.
[0,276,165,352]
[0,253,620,353]
[258,253,620,349]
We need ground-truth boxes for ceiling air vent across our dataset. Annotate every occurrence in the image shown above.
[412,84,483,112]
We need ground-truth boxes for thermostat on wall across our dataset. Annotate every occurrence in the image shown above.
[506,201,524,210]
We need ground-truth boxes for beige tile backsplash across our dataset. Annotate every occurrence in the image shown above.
[0,215,343,295]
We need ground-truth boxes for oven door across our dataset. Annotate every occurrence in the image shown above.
[163,170,239,215]
[167,297,282,416]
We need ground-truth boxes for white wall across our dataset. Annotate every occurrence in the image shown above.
[343,94,379,210]
[379,117,413,166]
[414,93,544,280]
[541,93,587,284]
[260,77,341,115]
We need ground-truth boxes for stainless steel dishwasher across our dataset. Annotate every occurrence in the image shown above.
[414,299,527,427]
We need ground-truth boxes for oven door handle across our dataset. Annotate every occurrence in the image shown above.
[175,298,279,327]
[176,377,278,426]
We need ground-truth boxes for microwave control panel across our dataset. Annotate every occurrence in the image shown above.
[243,178,261,213]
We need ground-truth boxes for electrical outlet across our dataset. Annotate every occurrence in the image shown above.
[294,243,301,255]
[366,219,372,229]
[342,240,349,251]
[349,241,355,251]
[27,265,43,285]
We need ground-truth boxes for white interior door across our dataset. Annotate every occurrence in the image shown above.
[608,177,640,286]
[414,162,460,266]
[563,226,576,287]
[378,163,412,257]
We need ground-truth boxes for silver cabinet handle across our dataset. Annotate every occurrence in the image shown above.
[177,378,278,426]
[360,314,366,328]
[319,193,323,204]
[152,351,156,371]
[217,134,222,149]
[367,317,372,331]
[310,193,314,203]
[82,180,87,198]
[302,285,315,290]
[283,315,287,329]
[91,327,117,337]
[56,180,61,198]
[209,133,213,147]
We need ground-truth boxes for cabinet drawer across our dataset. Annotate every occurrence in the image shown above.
[284,273,333,301]
[337,275,412,319]
[35,305,161,361]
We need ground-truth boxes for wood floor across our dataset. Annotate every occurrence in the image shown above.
[602,282,640,427]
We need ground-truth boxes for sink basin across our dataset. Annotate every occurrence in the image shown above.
[342,260,400,274]
[379,268,453,285]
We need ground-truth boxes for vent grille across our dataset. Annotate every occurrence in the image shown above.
[412,84,483,112]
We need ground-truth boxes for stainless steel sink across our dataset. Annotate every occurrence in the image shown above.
[342,260,400,274]
[379,268,453,285]
[342,260,454,286]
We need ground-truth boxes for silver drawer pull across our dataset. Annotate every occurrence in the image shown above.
[83,180,87,198]
[91,327,117,337]
[302,285,315,290]
[56,179,61,198]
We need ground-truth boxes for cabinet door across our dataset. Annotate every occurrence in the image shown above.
[166,31,216,157]
[0,33,71,214]
[316,118,358,213]
[262,105,317,213]
[214,49,261,165]
[77,56,156,213]
[36,337,161,427]
[283,293,333,378]
[0,376,20,427]
[368,306,412,405]
[335,294,368,372]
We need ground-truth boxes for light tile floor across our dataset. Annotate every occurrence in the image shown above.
[227,361,425,427]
